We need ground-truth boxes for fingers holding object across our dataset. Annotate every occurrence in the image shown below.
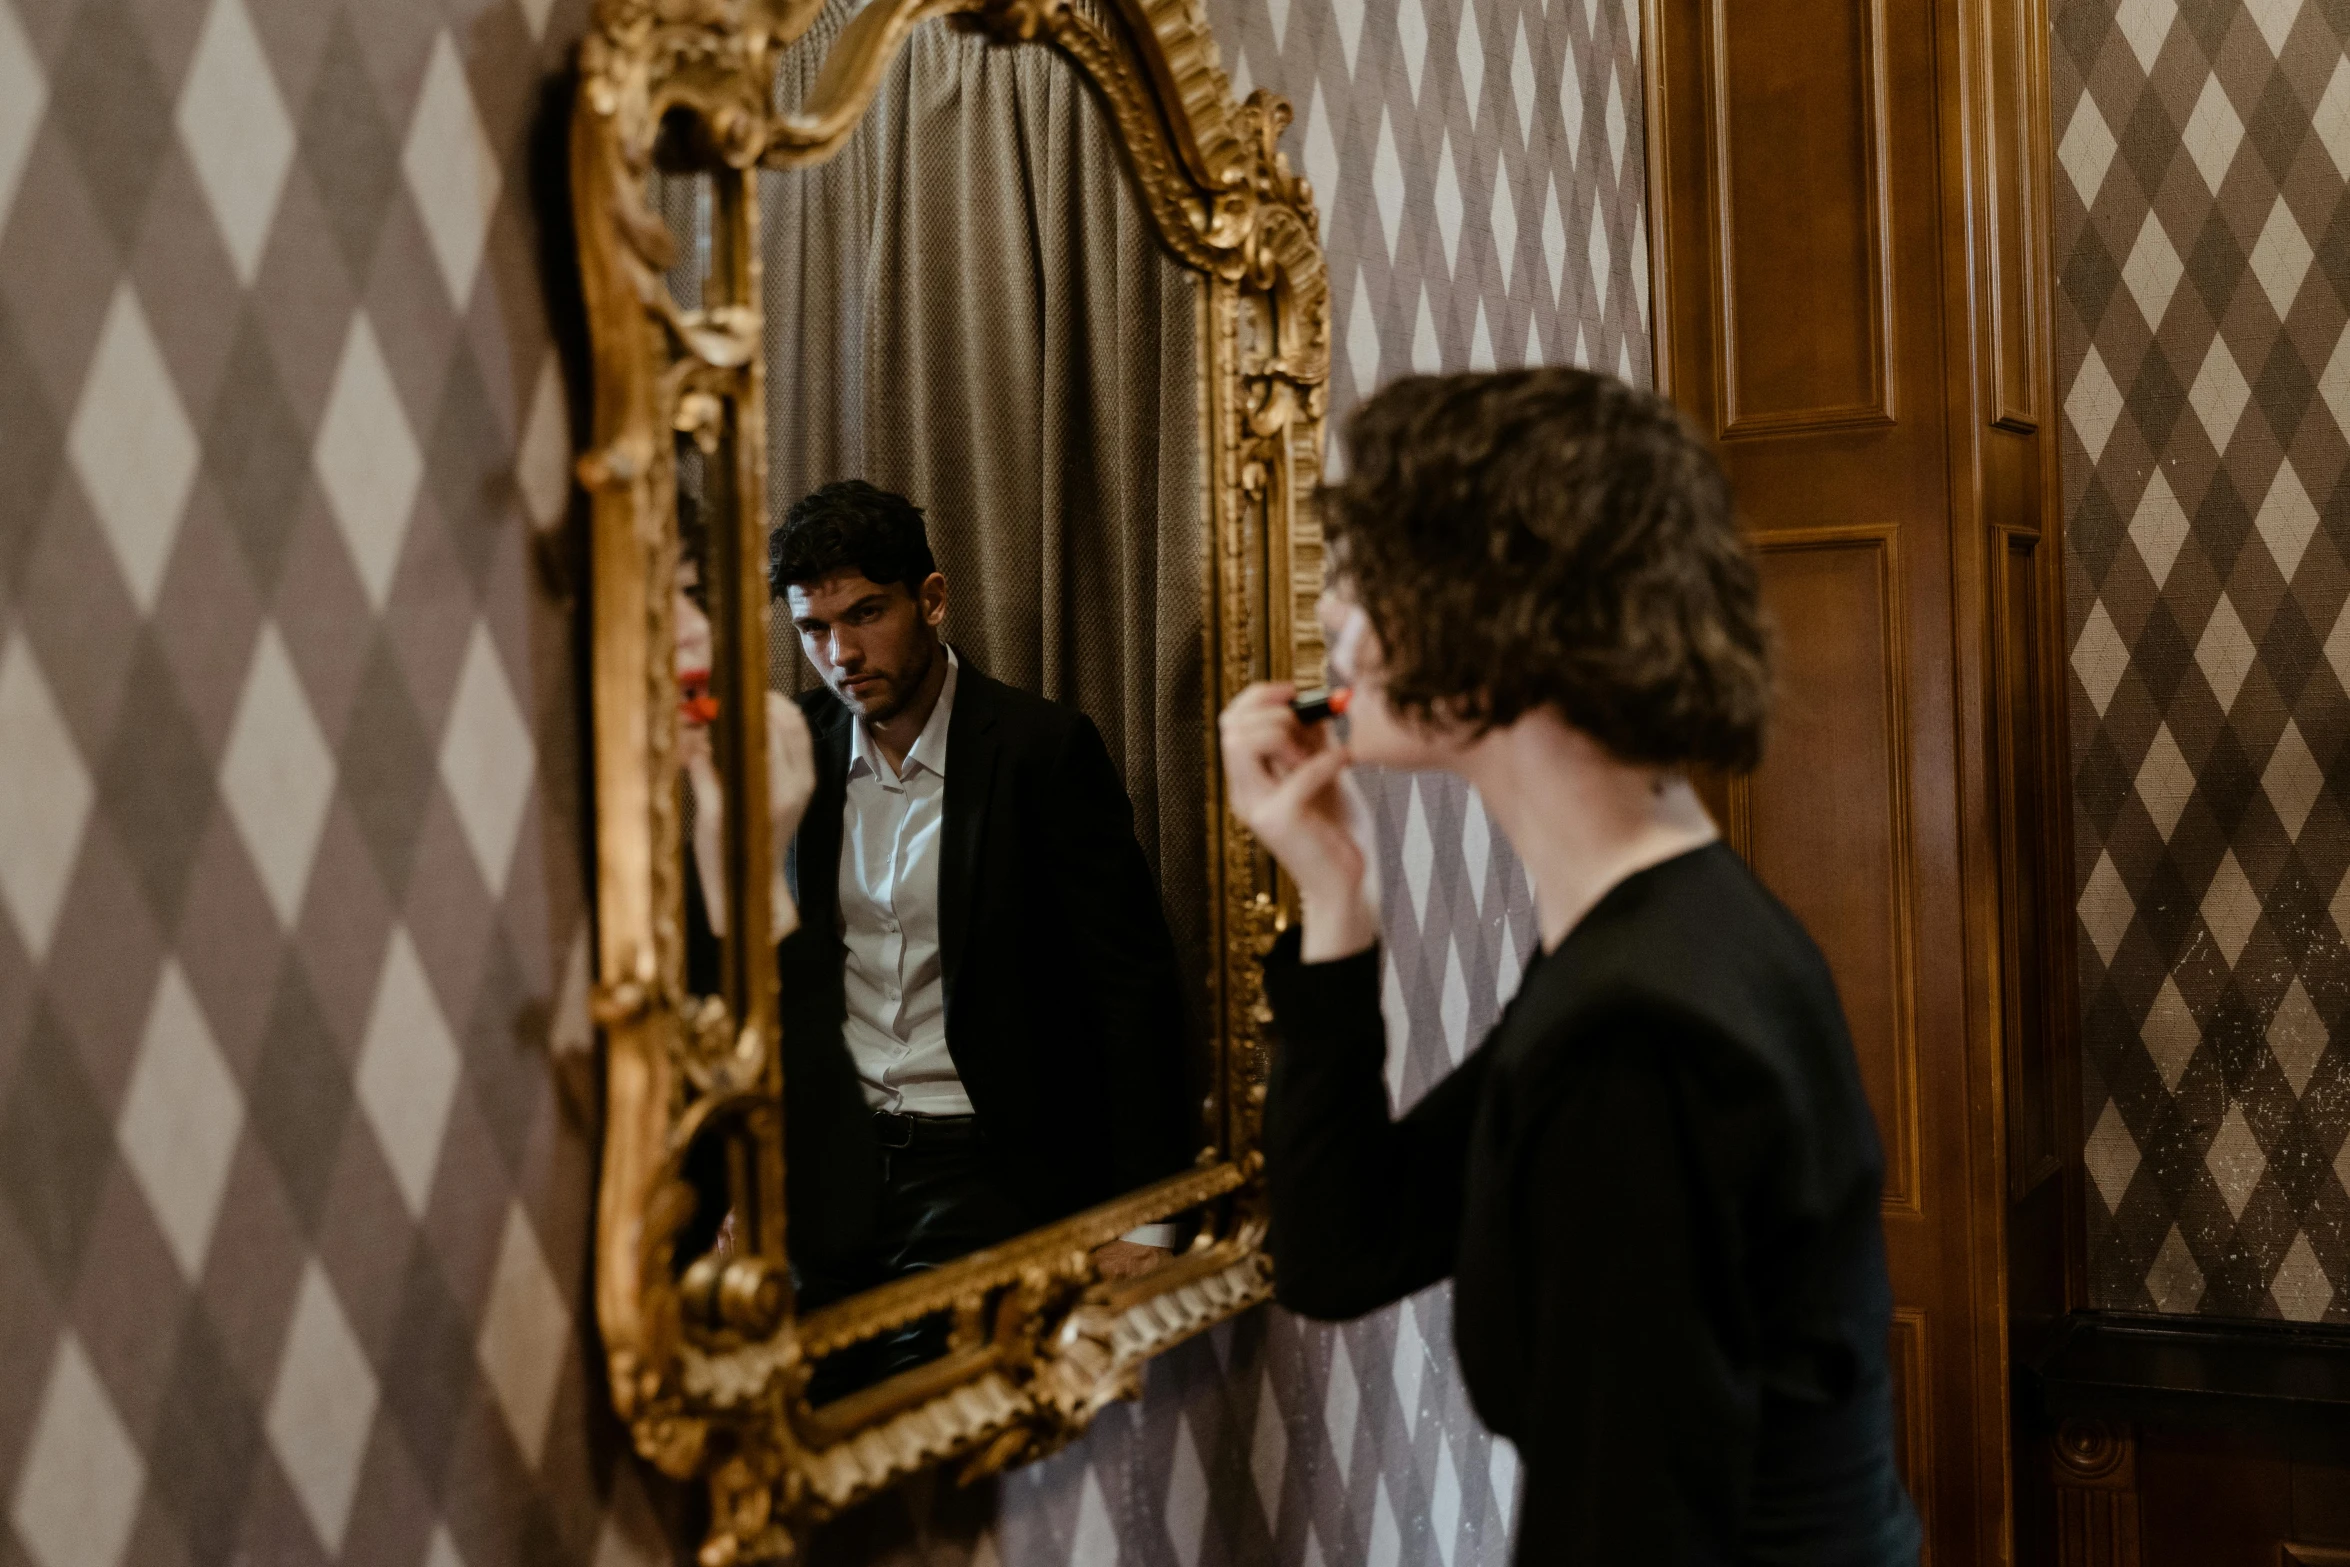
[1220,683,1329,775]
[1265,742,1350,816]
[1240,743,1351,843]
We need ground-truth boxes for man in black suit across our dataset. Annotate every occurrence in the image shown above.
[769,480,1195,1341]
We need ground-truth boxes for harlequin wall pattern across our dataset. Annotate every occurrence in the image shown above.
[2055,0,2350,1321]
[0,3,613,1567]
[0,2,1647,1567]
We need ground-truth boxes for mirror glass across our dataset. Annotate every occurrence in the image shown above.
[647,165,757,1282]
[745,4,1208,1400]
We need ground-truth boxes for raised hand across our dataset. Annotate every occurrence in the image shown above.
[1218,682,1377,961]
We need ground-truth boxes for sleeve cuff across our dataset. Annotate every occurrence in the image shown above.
[1260,924,1384,1044]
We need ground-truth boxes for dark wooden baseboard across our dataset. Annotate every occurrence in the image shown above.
[2027,1311,2350,1435]
[2017,1313,2350,1567]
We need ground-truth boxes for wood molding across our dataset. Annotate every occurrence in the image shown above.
[1990,524,2063,1200]
[2050,1418,2134,1489]
[2049,1420,2141,1567]
[1741,522,1925,1217]
[1641,0,1675,401]
[2033,1312,2350,1432]
[1701,0,1899,437]
[1890,1308,1936,1542]
[1973,0,2052,431]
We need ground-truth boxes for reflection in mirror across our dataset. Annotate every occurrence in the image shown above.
[760,5,1209,1401]
[575,0,1323,1526]
[654,162,791,1295]
[649,166,735,1276]
[675,443,736,1273]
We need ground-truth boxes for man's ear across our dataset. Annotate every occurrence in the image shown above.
[918,571,948,629]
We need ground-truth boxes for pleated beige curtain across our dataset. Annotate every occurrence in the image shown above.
[761,6,1210,999]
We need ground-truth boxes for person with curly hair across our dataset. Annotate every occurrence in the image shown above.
[1220,369,1920,1565]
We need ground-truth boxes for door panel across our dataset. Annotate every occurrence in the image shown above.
[1890,1307,1938,1547]
[1736,529,1921,1215]
[1980,0,2050,431]
[1706,0,1894,432]
[1996,528,2063,1201]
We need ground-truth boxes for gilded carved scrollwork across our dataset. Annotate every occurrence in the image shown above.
[570,0,1326,1557]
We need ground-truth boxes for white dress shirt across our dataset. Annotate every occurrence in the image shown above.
[839,649,969,1115]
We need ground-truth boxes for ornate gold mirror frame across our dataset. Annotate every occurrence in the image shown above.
[569,0,1327,1557]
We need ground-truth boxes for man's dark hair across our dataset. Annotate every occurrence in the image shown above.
[1322,368,1771,772]
[768,480,938,600]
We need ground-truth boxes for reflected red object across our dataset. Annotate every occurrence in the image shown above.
[680,669,720,724]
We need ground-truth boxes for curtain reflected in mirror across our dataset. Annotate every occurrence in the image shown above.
[764,4,1206,963]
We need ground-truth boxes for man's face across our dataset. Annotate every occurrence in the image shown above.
[785,568,948,723]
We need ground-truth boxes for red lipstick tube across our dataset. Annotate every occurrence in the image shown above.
[1291,687,1351,724]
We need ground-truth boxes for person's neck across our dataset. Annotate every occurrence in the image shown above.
[1456,712,1718,953]
[865,643,949,774]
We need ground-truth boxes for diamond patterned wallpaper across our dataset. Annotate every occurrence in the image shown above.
[2055,0,2350,1318]
[0,0,1647,1564]
[0,1,617,1566]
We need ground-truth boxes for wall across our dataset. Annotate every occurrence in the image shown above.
[2055,0,2350,1319]
[0,4,1646,1567]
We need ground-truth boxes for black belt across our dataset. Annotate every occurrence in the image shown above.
[871,1111,979,1150]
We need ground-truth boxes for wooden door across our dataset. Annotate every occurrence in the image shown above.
[1645,0,2073,1560]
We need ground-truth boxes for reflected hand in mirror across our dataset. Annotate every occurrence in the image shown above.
[771,482,1192,1396]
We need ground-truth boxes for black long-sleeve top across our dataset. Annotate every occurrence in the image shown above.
[1261,843,1921,1566]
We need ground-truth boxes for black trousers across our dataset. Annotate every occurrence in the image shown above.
[794,1113,1029,1405]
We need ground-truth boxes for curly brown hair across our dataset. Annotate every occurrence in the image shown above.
[1322,369,1771,773]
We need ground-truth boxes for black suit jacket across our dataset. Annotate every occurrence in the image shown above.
[777,661,1195,1261]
